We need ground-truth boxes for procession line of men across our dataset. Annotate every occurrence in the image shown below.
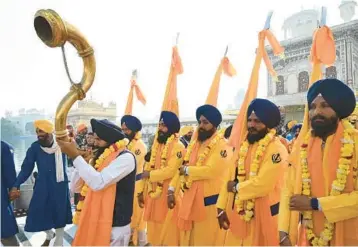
[2,78,358,246]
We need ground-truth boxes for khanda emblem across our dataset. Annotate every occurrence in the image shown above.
[272,153,281,163]
[135,149,141,156]
[220,150,227,158]
[177,151,182,159]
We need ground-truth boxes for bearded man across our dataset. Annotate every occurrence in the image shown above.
[9,120,72,246]
[138,111,185,246]
[121,115,148,246]
[279,78,358,246]
[60,119,136,246]
[170,104,233,246]
[216,98,288,246]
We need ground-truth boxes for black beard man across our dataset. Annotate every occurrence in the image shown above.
[197,128,216,142]
[247,127,269,144]
[311,114,339,139]
[157,130,172,144]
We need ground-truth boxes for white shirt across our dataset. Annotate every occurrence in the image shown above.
[70,152,135,192]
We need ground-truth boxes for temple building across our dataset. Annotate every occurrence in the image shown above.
[267,1,358,121]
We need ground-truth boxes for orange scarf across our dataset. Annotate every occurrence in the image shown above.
[143,143,175,223]
[72,148,124,246]
[226,144,278,245]
[298,123,356,246]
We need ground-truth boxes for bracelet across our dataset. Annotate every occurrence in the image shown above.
[279,234,288,244]
[167,193,174,197]
[217,210,224,218]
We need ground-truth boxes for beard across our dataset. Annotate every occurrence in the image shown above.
[197,128,215,142]
[311,115,339,138]
[38,134,53,147]
[157,131,171,144]
[126,131,136,141]
[247,127,269,144]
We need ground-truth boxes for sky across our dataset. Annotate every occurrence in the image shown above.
[0,0,353,121]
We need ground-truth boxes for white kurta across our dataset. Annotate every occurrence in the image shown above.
[71,152,135,246]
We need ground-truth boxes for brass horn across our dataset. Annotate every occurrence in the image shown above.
[34,9,96,139]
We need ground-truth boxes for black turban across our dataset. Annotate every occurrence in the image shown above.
[121,115,142,132]
[90,119,126,144]
[307,78,356,119]
[159,111,180,134]
[247,98,281,129]
[196,104,222,128]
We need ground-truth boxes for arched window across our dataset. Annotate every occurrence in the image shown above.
[276,76,285,95]
[298,71,309,92]
[326,66,337,79]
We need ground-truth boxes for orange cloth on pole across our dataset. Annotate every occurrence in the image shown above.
[124,73,147,115]
[205,57,236,107]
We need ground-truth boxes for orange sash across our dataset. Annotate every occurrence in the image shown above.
[298,123,356,246]
[143,143,174,223]
[177,137,217,230]
[227,144,279,245]
[72,148,124,246]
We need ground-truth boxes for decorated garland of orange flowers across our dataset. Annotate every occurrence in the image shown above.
[72,138,129,225]
[300,120,354,246]
[146,133,177,199]
[180,131,223,190]
[234,129,276,222]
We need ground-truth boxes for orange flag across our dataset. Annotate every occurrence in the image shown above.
[285,25,336,245]
[228,29,284,149]
[205,56,237,107]
[161,46,183,116]
[124,70,147,115]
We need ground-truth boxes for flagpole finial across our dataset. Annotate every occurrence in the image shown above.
[264,10,274,30]
[224,45,229,57]
[176,33,180,45]
[320,6,327,27]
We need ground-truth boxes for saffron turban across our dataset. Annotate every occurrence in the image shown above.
[90,119,125,144]
[77,123,87,132]
[307,78,356,119]
[196,104,222,128]
[180,126,194,136]
[247,98,281,129]
[34,120,54,134]
[159,111,180,134]
[287,120,298,130]
[121,115,142,132]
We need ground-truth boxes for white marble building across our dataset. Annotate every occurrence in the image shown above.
[267,1,358,121]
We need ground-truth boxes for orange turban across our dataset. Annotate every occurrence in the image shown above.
[34,120,54,134]
[77,123,87,132]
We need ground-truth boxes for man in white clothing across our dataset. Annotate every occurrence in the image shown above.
[57,119,136,246]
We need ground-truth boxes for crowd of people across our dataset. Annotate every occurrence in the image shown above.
[1,78,358,246]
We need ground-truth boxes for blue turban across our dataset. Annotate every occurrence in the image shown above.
[291,123,302,133]
[247,98,281,129]
[121,115,142,132]
[159,111,180,134]
[307,78,356,119]
[196,104,222,128]
[90,119,125,144]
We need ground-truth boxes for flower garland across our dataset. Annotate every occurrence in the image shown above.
[146,133,177,199]
[127,132,142,152]
[72,138,129,225]
[180,131,223,190]
[301,120,354,246]
[234,129,276,222]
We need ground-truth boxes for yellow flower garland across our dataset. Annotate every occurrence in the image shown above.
[127,132,142,152]
[180,131,223,190]
[72,138,129,225]
[234,129,276,222]
[146,133,177,199]
[300,120,354,246]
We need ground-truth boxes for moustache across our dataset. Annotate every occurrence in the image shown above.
[312,115,327,122]
[248,127,258,132]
